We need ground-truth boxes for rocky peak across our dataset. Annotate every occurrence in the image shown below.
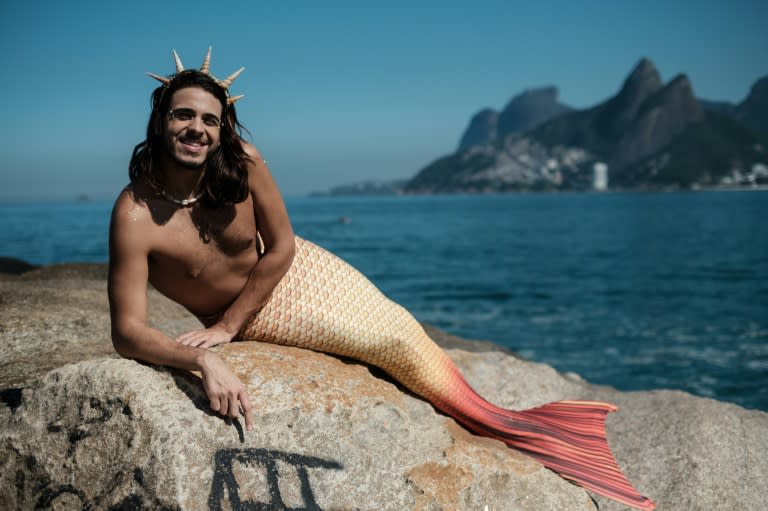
[639,74,703,119]
[456,87,571,152]
[622,58,664,98]
[596,58,663,138]
[746,75,768,101]
[503,86,560,108]
[610,73,704,171]
[497,86,571,139]
[736,75,768,135]
[457,108,499,152]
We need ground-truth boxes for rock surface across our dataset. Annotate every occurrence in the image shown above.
[0,264,199,391]
[1,264,767,510]
[1,347,596,511]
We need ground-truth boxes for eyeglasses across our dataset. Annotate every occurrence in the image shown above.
[168,108,223,128]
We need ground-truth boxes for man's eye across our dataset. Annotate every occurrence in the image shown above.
[174,111,194,120]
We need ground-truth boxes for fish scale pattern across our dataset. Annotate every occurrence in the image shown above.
[243,237,458,405]
[240,236,655,511]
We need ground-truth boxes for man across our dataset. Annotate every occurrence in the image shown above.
[109,50,295,432]
[108,49,654,510]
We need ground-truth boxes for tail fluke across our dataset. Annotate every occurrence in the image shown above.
[443,386,656,510]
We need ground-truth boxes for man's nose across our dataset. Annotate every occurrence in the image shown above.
[187,116,205,133]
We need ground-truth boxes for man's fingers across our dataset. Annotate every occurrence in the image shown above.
[177,329,227,348]
[240,392,254,431]
[188,337,206,348]
[219,393,232,417]
[179,333,207,347]
[228,394,240,418]
[176,331,198,344]
[200,353,251,431]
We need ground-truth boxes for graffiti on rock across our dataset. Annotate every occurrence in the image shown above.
[208,448,343,511]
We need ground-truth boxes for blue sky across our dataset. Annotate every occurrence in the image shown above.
[1,0,766,200]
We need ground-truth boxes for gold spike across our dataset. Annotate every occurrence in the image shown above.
[172,49,184,73]
[146,72,171,85]
[219,67,245,89]
[200,47,212,74]
[227,95,245,105]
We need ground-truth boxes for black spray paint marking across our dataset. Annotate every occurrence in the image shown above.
[208,448,343,511]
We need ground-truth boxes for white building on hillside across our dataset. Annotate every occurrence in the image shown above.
[593,162,608,191]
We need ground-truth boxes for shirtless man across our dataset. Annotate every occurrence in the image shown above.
[108,53,294,432]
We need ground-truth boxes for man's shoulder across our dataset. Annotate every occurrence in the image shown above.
[240,140,262,160]
[111,182,154,227]
[109,183,162,256]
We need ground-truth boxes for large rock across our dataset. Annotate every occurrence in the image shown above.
[0,265,200,391]
[1,264,767,510]
[0,345,596,510]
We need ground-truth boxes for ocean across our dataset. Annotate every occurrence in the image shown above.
[2,191,767,411]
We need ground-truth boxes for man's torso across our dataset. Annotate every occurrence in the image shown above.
[130,182,260,318]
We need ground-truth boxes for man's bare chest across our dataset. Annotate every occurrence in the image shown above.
[148,203,258,280]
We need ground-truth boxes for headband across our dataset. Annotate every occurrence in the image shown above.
[147,47,245,105]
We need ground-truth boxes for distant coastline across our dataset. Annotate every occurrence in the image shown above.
[310,180,768,197]
[314,58,767,197]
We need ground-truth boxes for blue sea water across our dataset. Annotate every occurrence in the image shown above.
[2,191,767,411]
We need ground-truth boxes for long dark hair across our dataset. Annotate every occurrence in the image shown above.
[129,70,250,205]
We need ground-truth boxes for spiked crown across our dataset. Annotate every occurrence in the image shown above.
[147,47,245,105]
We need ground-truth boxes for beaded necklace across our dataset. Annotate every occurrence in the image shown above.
[159,188,204,206]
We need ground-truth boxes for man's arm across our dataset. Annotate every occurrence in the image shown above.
[108,191,253,429]
[176,144,295,346]
[218,144,296,333]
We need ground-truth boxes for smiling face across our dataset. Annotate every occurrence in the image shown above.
[161,86,224,169]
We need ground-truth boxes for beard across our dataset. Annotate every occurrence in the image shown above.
[173,155,206,170]
[165,140,221,171]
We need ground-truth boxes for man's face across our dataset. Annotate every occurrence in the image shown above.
[161,87,223,169]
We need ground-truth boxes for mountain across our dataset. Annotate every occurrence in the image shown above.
[457,87,572,152]
[527,61,705,172]
[609,74,705,172]
[497,87,573,140]
[621,110,766,187]
[405,137,598,193]
[457,109,499,152]
[406,59,768,193]
[734,76,768,135]
[700,76,768,136]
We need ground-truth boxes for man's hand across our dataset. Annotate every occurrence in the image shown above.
[176,325,234,348]
[199,351,254,431]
